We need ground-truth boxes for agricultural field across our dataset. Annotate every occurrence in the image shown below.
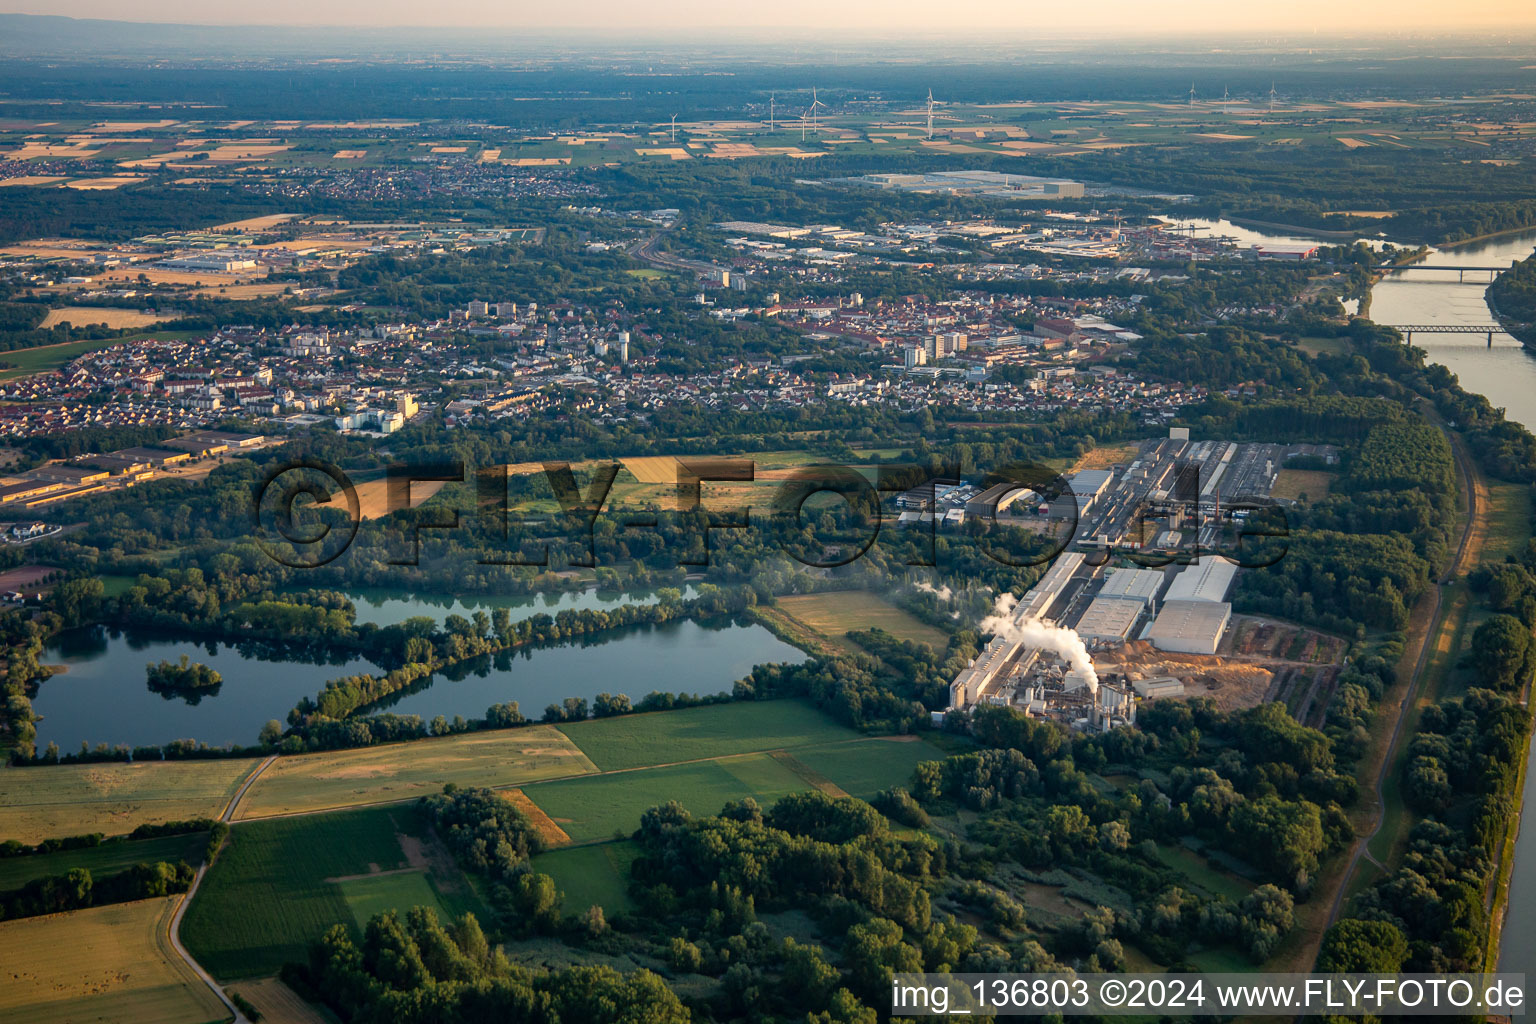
[520,753,811,844]
[352,476,451,520]
[236,723,597,819]
[338,870,448,930]
[520,730,942,844]
[183,803,485,980]
[0,830,206,889]
[0,896,227,1024]
[0,336,138,382]
[0,758,257,844]
[775,591,950,653]
[530,840,640,915]
[37,307,169,330]
[777,736,946,798]
[557,699,860,771]
[226,977,329,1024]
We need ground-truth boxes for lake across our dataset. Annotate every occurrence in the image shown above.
[34,628,380,752]
[374,617,806,722]
[31,615,803,752]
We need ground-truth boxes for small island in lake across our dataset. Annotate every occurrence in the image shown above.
[145,655,223,703]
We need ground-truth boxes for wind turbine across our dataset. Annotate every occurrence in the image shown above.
[1188,82,1196,106]
[769,91,776,131]
[926,88,935,139]
[1222,83,1229,105]
[805,87,828,138]
[669,114,677,144]
[1269,81,1278,113]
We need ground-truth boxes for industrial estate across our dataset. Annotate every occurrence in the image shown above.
[0,13,1534,1024]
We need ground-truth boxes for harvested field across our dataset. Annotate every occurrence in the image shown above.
[208,144,290,160]
[236,725,597,819]
[189,282,292,298]
[39,307,168,330]
[776,590,950,652]
[227,977,329,1024]
[63,177,145,190]
[0,897,227,1024]
[0,758,256,843]
[502,788,572,847]
[353,477,450,519]
[620,455,682,483]
[209,214,299,231]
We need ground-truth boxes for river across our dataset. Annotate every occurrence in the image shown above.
[1368,231,1536,432]
[1362,231,1536,976]
[1178,217,1536,973]
[30,613,802,751]
[1368,231,1536,974]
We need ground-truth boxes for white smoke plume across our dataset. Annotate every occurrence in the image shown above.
[979,594,1099,695]
[913,581,954,601]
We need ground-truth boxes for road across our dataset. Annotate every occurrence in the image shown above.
[629,229,717,276]
[1321,416,1482,936]
[166,753,277,1024]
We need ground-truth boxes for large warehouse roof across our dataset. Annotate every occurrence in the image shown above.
[1096,567,1165,606]
[1075,595,1144,642]
[1147,600,1231,655]
[1164,556,1238,604]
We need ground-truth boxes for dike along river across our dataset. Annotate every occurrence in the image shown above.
[30,589,801,751]
[1172,218,1536,972]
[1368,230,1536,976]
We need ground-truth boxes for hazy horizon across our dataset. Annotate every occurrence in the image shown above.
[3,1,1535,35]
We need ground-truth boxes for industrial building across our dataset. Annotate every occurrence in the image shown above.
[1015,551,1085,620]
[1164,556,1238,603]
[1075,596,1146,643]
[950,634,1039,708]
[851,170,1086,199]
[161,254,258,273]
[1133,677,1186,699]
[1147,599,1232,655]
[964,482,1035,519]
[1051,468,1114,519]
[1094,566,1165,608]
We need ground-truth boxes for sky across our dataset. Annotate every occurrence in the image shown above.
[4,0,1536,34]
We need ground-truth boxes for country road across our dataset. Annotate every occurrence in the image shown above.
[166,753,277,1024]
[1320,414,1483,938]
